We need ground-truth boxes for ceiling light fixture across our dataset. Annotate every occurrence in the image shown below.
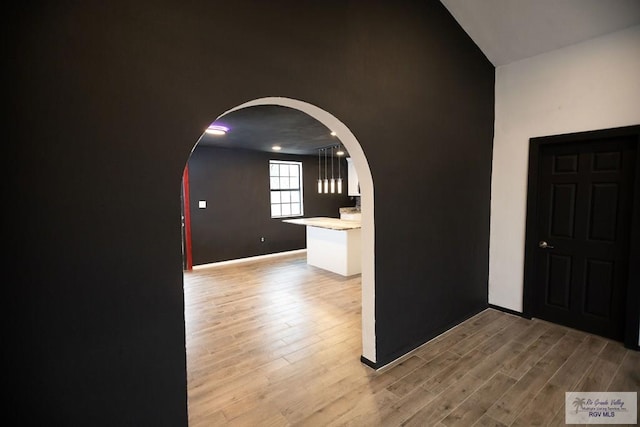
[205,124,229,135]
[272,145,281,151]
[330,131,337,137]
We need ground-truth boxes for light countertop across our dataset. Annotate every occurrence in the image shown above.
[339,207,361,214]
[282,217,361,230]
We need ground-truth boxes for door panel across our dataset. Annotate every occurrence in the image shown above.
[550,183,576,237]
[584,258,614,318]
[546,253,571,308]
[532,137,636,341]
[588,183,618,241]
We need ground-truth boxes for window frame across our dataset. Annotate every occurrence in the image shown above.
[269,160,304,218]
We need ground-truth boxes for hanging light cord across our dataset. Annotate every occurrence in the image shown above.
[324,148,327,180]
[331,146,334,179]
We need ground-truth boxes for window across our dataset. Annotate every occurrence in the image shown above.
[269,160,303,218]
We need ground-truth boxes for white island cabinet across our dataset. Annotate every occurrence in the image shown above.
[282,217,361,276]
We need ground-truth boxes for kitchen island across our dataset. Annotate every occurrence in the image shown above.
[282,217,361,276]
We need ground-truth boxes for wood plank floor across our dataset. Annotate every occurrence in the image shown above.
[184,252,639,426]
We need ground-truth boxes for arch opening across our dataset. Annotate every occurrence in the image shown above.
[185,97,376,363]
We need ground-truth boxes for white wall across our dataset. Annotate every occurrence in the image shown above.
[489,25,640,330]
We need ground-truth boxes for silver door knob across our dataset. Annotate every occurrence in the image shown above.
[538,241,554,249]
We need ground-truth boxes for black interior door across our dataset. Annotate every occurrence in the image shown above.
[532,137,636,341]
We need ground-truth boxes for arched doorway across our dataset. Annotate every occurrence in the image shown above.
[185,97,376,363]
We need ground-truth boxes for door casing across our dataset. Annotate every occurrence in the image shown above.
[523,125,640,350]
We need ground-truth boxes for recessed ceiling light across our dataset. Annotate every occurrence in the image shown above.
[336,150,345,156]
[330,131,337,136]
[205,124,229,135]
[272,145,282,151]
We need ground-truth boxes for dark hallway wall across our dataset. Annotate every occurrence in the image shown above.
[187,146,352,265]
[7,0,494,424]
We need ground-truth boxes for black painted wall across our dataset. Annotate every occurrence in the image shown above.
[187,146,352,265]
[8,0,494,424]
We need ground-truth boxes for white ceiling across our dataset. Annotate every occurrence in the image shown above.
[440,0,640,66]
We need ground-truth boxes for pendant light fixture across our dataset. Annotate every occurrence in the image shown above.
[337,146,343,194]
[330,146,336,193]
[317,148,322,193]
[323,148,329,193]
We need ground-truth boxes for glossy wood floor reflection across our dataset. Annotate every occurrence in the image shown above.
[184,253,639,426]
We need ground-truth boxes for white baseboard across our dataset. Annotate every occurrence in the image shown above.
[191,249,307,270]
